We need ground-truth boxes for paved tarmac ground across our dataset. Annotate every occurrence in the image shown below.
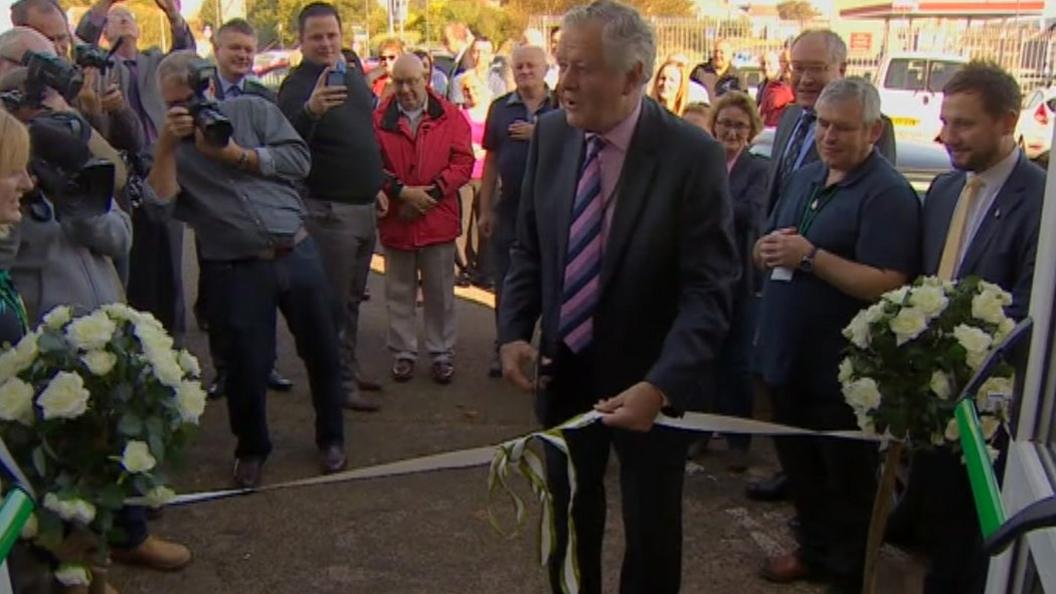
[106,239,924,594]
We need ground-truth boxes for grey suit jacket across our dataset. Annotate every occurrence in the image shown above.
[765,104,897,214]
[498,97,740,414]
[921,151,1045,319]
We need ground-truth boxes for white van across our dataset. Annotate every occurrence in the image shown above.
[875,52,969,142]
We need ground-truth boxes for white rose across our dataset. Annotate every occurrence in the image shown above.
[889,307,928,346]
[121,440,157,473]
[864,302,887,323]
[995,317,1016,342]
[144,485,176,509]
[20,513,37,540]
[930,371,952,400]
[36,372,90,420]
[65,311,117,351]
[883,285,910,305]
[41,305,72,330]
[0,377,35,425]
[838,357,855,385]
[979,281,1013,305]
[972,291,1008,326]
[976,376,1014,414]
[151,351,184,388]
[81,350,117,377]
[54,564,90,587]
[909,285,949,318]
[920,276,944,288]
[102,303,137,321]
[944,418,960,442]
[980,415,1002,440]
[855,412,877,435]
[953,324,993,367]
[175,380,206,424]
[843,377,882,412]
[43,493,96,525]
[0,332,39,381]
[177,350,201,377]
[134,322,173,353]
[930,432,946,447]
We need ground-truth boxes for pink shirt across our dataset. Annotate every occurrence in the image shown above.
[586,98,642,248]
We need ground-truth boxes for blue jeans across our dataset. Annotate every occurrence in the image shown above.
[714,294,759,452]
[202,238,345,459]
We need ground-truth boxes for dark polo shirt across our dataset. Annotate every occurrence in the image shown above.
[482,89,559,222]
[755,149,922,388]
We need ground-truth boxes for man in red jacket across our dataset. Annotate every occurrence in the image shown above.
[375,54,474,384]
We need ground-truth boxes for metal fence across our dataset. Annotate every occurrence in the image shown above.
[527,15,1056,92]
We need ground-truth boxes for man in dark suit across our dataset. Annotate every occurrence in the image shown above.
[893,61,1044,594]
[498,2,739,592]
[748,27,897,502]
[77,0,192,344]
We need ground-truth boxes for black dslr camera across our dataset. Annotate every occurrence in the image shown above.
[22,51,84,102]
[185,59,232,147]
[74,38,124,76]
[25,112,114,220]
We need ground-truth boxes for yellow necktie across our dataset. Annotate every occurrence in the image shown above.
[937,176,985,281]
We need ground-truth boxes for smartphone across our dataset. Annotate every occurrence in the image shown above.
[327,69,344,87]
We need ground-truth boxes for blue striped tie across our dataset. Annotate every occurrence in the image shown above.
[559,136,606,353]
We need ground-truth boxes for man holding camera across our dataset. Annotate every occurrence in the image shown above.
[146,50,349,488]
[77,0,195,344]
[10,0,73,59]
[277,2,385,410]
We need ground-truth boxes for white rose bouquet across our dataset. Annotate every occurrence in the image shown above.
[840,276,1015,449]
[0,304,202,584]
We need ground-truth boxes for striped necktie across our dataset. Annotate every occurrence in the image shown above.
[937,176,985,280]
[779,110,816,188]
[559,136,606,353]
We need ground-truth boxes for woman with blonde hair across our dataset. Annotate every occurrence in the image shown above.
[649,58,690,115]
[0,110,34,345]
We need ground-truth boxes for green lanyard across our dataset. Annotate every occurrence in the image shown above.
[798,184,839,236]
[0,271,28,335]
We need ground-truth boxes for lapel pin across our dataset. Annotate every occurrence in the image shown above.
[995,208,1001,219]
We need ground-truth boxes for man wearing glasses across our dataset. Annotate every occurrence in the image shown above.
[368,38,404,101]
[746,28,897,504]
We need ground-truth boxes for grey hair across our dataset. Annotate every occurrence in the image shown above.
[156,50,202,87]
[792,28,847,67]
[817,77,882,125]
[562,0,656,85]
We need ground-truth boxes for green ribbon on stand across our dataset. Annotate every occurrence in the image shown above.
[956,398,1006,538]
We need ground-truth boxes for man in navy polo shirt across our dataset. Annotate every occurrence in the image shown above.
[478,44,558,378]
[753,77,921,593]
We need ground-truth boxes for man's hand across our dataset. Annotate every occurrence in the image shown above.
[100,84,126,113]
[595,382,668,432]
[376,191,390,218]
[77,68,102,116]
[478,210,494,238]
[195,132,245,166]
[306,68,347,118]
[159,105,194,149]
[400,186,437,214]
[757,227,813,270]
[500,340,538,392]
[508,120,534,141]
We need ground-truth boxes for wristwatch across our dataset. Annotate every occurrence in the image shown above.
[799,246,819,273]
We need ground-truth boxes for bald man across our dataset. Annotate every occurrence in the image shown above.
[0,26,55,78]
[373,53,474,384]
[477,44,559,377]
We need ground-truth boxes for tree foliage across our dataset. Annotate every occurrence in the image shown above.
[776,0,817,24]
[60,0,185,50]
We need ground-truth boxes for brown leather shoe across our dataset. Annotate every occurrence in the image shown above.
[320,444,347,474]
[233,457,264,489]
[357,377,382,391]
[392,358,414,382]
[111,535,192,571]
[344,392,380,412]
[760,551,815,584]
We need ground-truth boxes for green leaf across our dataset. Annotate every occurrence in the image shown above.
[35,509,64,551]
[97,484,126,511]
[117,412,144,437]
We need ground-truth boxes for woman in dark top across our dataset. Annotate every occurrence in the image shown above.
[0,111,34,346]
[702,91,770,469]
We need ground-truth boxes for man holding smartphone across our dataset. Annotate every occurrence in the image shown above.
[277,2,385,411]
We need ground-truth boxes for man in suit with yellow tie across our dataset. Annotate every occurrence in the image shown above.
[893,61,1045,594]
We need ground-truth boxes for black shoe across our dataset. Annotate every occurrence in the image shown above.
[207,371,226,400]
[267,368,293,392]
[233,457,264,489]
[488,353,502,378]
[344,392,381,412]
[746,471,789,502]
[320,444,347,474]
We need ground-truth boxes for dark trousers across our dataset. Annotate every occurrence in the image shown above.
[769,374,878,587]
[540,345,691,594]
[714,294,759,451]
[490,216,516,352]
[112,506,148,549]
[203,238,344,459]
[127,210,185,344]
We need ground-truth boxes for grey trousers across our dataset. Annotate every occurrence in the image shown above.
[383,242,457,363]
[304,199,377,382]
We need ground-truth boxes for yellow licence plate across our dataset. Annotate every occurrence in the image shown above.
[892,117,920,127]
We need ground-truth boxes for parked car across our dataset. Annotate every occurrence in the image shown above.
[749,127,952,195]
[1016,86,1056,160]
[876,52,968,143]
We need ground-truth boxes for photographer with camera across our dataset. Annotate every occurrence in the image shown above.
[77,0,196,344]
[146,51,349,488]
[10,0,73,59]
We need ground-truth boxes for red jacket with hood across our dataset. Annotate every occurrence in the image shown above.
[374,89,474,250]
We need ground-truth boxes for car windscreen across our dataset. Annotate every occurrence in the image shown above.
[927,60,964,92]
[884,58,927,91]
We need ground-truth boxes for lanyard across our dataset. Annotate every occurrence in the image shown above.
[798,183,838,235]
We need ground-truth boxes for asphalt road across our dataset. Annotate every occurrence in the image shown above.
[104,241,922,594]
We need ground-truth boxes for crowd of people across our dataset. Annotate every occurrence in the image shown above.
[0,0,1046,592]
